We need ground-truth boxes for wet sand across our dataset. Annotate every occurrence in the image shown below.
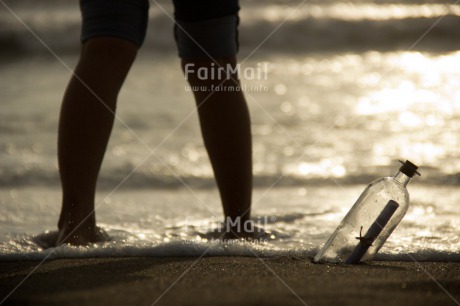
[1,257,459,306]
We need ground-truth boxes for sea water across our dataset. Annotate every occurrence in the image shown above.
[1,0,460,261]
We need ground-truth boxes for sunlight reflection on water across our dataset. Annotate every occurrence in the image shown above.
[244,3,460,23]
[264,51,460,178]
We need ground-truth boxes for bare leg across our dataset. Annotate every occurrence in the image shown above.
[57,37,137,245]
[181,58,253,237]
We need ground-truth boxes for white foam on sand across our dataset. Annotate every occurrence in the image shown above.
[1,186,459,262]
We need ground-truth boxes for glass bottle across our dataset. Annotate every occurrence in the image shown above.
[314,160,420,264]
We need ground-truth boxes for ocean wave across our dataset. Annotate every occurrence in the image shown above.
[1,163,459,189]
[2,3,460,57]
[1,236,459,262]
[239,15,460,53]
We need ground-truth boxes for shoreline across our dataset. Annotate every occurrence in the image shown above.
[1,257,459,306]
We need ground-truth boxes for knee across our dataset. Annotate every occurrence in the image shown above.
[80,37,138,64]
[181,58,239,86]
[73,37,138,93]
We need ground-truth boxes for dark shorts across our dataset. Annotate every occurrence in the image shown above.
[80,0,239,59]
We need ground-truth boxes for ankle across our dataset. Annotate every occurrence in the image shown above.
[58,210,96,232]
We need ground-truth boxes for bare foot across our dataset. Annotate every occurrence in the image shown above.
[56,224,109,246]
[33,226,109,248]
[221,223,267,241]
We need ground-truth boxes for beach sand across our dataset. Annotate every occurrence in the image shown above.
[1,257,459,306]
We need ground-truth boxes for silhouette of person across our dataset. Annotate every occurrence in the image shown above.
[56,0,252,245]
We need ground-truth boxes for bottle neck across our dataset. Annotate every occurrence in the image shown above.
[393,171,411,187]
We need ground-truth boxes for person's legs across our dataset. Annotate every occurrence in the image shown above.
[57,38,138,245]
[182,58,252,227]
[56,0,149,245]
[174,0,253,236]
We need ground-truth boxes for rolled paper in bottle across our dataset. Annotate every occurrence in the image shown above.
[345,200,399,264]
